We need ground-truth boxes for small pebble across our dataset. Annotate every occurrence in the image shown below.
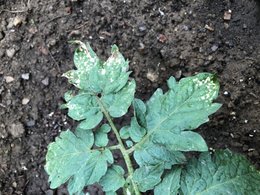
[6,48,16,58]
[223,91,229,95]
[158,34,167,43]
[22,98,30,105]
[13,16,23,26]
[205,24,214,31]
[4,76,14,83]
[175,70,182,79]
[146,71,158,82]
[21,73,30,80]
[26,120,35,127]
[12,182,17,188]
[8,122,25,138]
[211,45,218,52]
[41,77,49,86]
[138,24,147,32]
[224,10,232,21]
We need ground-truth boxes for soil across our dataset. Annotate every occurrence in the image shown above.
[0,0,259,194]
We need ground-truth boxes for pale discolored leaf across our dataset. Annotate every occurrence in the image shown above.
[101,80,136,118]
[63,42,136,121]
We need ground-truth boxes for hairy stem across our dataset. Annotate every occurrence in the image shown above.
[96,97,141,195]
[108,144,121,150]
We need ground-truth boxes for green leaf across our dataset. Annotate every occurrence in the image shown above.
[153,131,208,152]
[119,126,130,139]
[64,90,74,102]
[146,73,221,133]
[125,99,147,142]
[78,111,103,130]
[180,150,260,195]
[154,167,182,195]
[102,80,136,117]
[100,165,125,192]
[133,143,186,191]
[106,192,116,195]
[132,73,220,192]
[94,124,111,147]
[133,73,220,157]
[128,117,146,142]
[133,98,147,128]
[134,143,186,169]
[133,164,165,192]
[45,130,112,194]
[126,140,133,147]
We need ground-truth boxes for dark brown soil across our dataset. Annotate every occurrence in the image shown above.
[0,0,259,194]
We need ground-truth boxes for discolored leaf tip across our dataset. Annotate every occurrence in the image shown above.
[111,44,119,53]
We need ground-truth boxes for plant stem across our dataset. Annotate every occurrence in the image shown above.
[96,97,141,195]
[108,144,121,150]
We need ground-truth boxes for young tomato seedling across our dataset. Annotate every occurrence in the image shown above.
[45,41,260,195]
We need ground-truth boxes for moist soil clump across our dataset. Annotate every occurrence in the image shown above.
[0,0,259,194]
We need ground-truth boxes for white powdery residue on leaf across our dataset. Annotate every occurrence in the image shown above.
[101,69,106,75]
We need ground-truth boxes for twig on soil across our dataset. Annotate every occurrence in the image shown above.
[46,14,70,24]
[0,9,28,13]
[49,52,61,73]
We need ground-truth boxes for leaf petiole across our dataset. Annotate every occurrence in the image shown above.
[96,97,141,195]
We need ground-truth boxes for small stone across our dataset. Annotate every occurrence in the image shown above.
[21,73,30,80]
[146,71,158,82]
[4,76,14,83]
[22,98,30,105]
[138,24,147,32]
[205,24,214,31]
[6,48,16,58]
[47,38,57,47]
[139,42,145,51]
[13,16,23,26]
[8,122,25,138]
[12,182,17,188]
[224,10,232,21]
[41,77,49,86]
[158,34,167,43]
[26,120,35,127]
[28,27,38,34]
[211,45,218,52]
[175,70,182,79]
[224,22,229,29]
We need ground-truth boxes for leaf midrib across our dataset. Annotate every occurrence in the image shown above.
[133,88,197,150]
[194,172,252,195]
